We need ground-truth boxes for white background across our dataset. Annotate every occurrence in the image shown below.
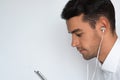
[0,0,119,80]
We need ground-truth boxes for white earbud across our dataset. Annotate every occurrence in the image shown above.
[101,27,106,32]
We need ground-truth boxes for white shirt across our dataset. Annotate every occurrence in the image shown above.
[101,38,120,80]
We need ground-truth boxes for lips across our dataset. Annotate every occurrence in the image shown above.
[77,48,86,54]
[80,50,86,54]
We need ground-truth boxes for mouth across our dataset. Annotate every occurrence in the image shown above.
[77,48,87,54]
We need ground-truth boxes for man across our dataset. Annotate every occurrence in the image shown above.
[61,0,120,80]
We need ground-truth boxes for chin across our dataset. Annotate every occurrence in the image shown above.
[83,56,94,60]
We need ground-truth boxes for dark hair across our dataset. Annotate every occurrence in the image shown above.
[61,0,116,32]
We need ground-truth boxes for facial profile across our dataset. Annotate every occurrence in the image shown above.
[66,14,101,60]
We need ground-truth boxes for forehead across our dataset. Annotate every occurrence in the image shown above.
[66,14,91,33]
[66,14,84,26]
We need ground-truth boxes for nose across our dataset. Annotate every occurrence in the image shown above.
[71,34,80,47]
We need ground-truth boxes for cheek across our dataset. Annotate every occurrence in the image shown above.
[81,33,101,50]
[91,37,101,54]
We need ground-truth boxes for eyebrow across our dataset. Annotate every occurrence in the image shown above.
[69,29,82,34]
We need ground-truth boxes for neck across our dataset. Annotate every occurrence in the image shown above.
[98,32,118,64]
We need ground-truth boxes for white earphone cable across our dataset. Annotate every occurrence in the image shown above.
[87,30,105,80]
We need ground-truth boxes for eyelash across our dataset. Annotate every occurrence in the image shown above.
[76,33,83,37]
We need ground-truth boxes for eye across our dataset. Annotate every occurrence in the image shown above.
[76,33,83,37]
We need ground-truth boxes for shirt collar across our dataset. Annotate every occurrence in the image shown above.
[101,38,120,72]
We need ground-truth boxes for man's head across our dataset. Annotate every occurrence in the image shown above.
[61,0,115,32]
[61,0,117,60]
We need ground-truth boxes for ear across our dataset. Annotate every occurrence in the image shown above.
[96,16,110,33]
